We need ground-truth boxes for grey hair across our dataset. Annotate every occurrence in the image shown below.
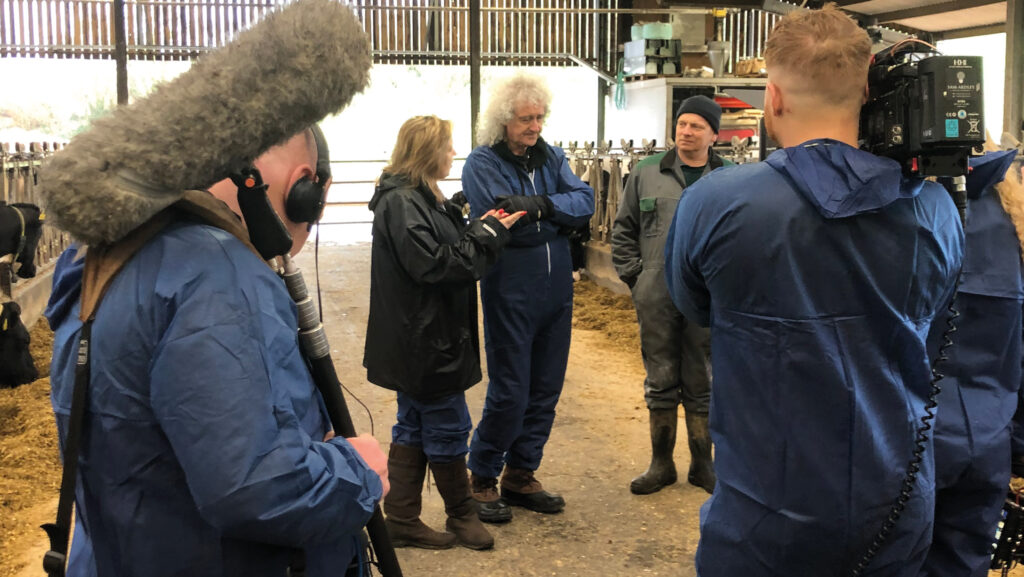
[475,73,553,147]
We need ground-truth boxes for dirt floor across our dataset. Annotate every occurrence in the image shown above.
[1,242,1022,576]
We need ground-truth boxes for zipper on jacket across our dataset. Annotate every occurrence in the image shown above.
[528,170,541,233]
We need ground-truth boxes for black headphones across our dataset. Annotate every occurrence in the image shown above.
[285,124,330,225]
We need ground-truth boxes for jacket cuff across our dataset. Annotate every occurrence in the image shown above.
[476,215,511,249]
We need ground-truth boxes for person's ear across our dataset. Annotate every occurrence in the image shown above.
[766,81,784,118]
[862,82,870,106]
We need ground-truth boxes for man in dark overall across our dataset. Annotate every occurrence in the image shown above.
[612,96,728,495]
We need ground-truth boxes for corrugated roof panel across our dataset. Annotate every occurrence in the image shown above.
[895,2,1006,31]
[844,0,951,16]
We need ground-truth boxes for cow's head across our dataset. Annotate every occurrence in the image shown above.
[9,203,43,279]
[0,301,38,388]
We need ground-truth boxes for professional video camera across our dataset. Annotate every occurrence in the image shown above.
[860,39,985,180]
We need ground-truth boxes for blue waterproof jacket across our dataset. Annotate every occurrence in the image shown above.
[665,139,963,576]
[931,150,1022,460]
[461,138,594,241]
[46,221,382,577]
[920,150,1023,576]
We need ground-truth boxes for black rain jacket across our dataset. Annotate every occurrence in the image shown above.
[363,173,511,400]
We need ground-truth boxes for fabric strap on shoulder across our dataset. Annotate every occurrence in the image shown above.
[43,190,262,575]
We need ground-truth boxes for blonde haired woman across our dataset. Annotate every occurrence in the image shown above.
[363,115,523,551]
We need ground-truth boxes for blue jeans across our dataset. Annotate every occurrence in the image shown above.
[393,391,472,463]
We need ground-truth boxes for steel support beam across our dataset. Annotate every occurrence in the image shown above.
[113,0,128,105]
[470,0,481,149]
[596,1,607,145]
[1006,0,1024,139]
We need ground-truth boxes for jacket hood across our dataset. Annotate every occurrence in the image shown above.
[967,149,1018,198]
[765,139,921,219]
[44,246,85,331]
[369,172,416,211]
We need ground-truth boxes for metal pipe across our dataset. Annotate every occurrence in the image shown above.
[280,255,403,577]
[470,0,480,148]
[113,0,128,104]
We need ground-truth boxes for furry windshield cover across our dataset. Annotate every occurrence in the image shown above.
[38,0,371,246]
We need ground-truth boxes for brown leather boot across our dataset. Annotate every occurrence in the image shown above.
[685,412,716,494]
[470,472,513,523]
[630,407,679,495]
[382,444,456,549]
[500,467,565,513]
[430,459,495,550]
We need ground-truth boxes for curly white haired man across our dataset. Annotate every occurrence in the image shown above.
[461,73,594,523]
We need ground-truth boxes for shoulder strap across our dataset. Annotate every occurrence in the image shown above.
[80,190,261,321]
[43,190,261,575]
[41,320,91,577]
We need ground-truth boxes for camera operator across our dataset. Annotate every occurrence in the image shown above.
[920,148,1022,576]
[663,5,963,575]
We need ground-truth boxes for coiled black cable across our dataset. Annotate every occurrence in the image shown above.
[851,282,961,576]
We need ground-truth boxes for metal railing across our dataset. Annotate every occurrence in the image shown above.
[320,157,466,227]
[1,0,620,73]
[1,0,795,80]
[1,142,74,270]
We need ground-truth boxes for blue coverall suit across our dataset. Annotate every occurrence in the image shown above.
[920,149,1024,576]
[461,138,594,478]
[46,222,382,577]
[665,139,963,576]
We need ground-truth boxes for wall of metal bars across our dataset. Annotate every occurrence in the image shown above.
[722,8,779,74]
[1,0,778,75]
[1,0,621,69]
[350,0,619,70]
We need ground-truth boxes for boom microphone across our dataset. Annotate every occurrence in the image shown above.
[38,0,371,246]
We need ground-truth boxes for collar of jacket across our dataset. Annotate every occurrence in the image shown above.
[410,179,463,222]
[492,136,549,172]
[659,146,724,175]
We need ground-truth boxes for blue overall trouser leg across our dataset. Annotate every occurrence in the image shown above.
[469,240,573,478]
[920,426,1010,577]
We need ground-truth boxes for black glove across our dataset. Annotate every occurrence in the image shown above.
[494,194,554,224]
[450,191,469,208]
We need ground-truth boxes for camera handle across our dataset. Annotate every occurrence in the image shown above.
[948,175,968,227]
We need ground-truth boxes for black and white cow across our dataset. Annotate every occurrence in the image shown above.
[0,300,38,388]
[1,202,44,388]
[0,202,44,280]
